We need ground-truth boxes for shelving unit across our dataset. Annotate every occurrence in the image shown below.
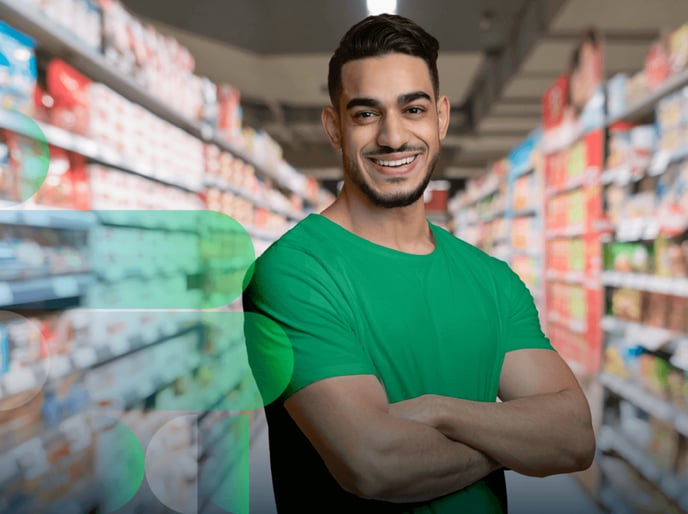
[593,36,688,513]
[0,1,333,512]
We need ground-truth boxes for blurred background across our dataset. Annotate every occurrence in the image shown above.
[1,0,688,512]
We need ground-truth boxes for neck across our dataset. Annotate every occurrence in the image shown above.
[320,184,435,255]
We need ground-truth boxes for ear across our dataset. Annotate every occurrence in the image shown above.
[322,105,342,150]
[436,95,450,140]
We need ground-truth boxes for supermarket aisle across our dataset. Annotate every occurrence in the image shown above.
[505,470,604,514]
[245,414,604,514]
[248,410,278,514]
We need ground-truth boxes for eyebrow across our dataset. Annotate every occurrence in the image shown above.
[345,91,432,111]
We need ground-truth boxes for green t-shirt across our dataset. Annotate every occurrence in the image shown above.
[243,213,552,513]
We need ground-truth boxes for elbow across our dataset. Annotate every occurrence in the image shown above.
[329,447,398,501]
[571,427,596,471]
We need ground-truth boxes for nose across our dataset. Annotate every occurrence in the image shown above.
[376,111,409,150]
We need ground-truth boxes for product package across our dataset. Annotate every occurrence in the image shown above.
[0,21,37,115]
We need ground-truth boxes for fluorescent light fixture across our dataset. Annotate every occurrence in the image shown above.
[367,0,397,15]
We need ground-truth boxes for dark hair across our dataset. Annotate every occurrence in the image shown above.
[327,14,440,108]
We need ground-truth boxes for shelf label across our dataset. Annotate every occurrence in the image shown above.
[0,209,20,224]
[61,415,92,452]
[108,335,130,356]
[43,125,74,150]
[0,282,14,306]
[649,151,670,176]
[73,137,100,158]
[2,366,35,394]
[14,437,49,480]
[52,276,80,298]
[47,355,72,379]
[72,346,98,369]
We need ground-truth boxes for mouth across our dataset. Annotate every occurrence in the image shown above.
[367,154,421,175]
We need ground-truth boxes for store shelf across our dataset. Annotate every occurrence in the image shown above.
[245,224,286,241]
[547,311,587,334]
[599,373,688,434]
[600,316,683,352]
[511,162,535,179]
[546,269,585,285]
[0,322,201,401]
[0,272,94,308]
[601,271,688,297]
[545,225,585,239]
[613,218,659,242]
[0,109,204,193]
[510,208,538,218]
[0,0,320,204]
[204,177,302,221]
[598,425,685,504]
[0,204,97,230]
[608,67,688,124]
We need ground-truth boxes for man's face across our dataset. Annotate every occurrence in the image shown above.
[323,53,450,208]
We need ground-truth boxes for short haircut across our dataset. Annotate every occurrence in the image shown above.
[327,14,440,108]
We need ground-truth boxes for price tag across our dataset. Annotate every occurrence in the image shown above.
[52,276,80,298]
[47,355,71,379]
[60,415,92,453]
[614,165,631,186]
[43,125,73,150]
[72,347,98,369]
[13,437,49,480]
[0,209,20,225]
[108,335,130,356]
[649,151,670,176]
[0,282,14,306]
[99,145,122,166]
[2,366,36,395]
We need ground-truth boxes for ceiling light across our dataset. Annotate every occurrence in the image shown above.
[367,0,397,15]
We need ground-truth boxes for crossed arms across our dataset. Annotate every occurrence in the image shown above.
[284,348,596,503]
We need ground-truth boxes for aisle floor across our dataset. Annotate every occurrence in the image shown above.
[245,409,604,514]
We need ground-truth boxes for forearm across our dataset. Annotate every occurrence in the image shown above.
[431,390,594,476]
[352,416,500,502]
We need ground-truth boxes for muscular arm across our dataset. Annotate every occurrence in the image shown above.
[284,374,501,503]
[389,349,595,477]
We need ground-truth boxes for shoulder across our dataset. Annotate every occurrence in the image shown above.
[253,215,333,274]
[434,224,511,271]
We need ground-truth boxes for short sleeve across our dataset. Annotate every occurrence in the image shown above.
[243,243,377,401]
[498,260,554,353]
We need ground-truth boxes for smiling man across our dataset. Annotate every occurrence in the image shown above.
[243,13,595,513]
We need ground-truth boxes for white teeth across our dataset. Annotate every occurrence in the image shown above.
[374,156,416,167]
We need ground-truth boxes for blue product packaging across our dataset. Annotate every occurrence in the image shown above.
[0,323,8,374]
[0,21,37,114]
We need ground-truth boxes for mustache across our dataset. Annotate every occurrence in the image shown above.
[364,145,425,156]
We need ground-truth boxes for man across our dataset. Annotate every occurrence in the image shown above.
[243,13,595,513]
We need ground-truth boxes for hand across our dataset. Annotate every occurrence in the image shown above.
[388,395,440,427]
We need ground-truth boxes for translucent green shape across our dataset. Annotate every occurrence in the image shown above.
[201,414,250,514]
[1,110,49,204]
[86,210,255,309]
[74,311,293,412]
[91,416,145,513]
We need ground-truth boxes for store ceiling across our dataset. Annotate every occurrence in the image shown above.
[123,0,688,185]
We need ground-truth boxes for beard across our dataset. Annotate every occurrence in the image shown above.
[342,149,439,209]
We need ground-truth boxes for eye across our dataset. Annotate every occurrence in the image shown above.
[353,111,378,119]
[405,106,425,115]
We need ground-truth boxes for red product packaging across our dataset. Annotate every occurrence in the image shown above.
[542,74,569,131]
[33,145,73,208]
[46,59,91,135]
[645,37,672,91]
[217,84,242,142]
[69,152,91,210]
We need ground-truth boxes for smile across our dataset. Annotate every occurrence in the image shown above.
[371,155,418,168]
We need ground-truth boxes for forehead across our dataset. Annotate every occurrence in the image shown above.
[339,53,434,104]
